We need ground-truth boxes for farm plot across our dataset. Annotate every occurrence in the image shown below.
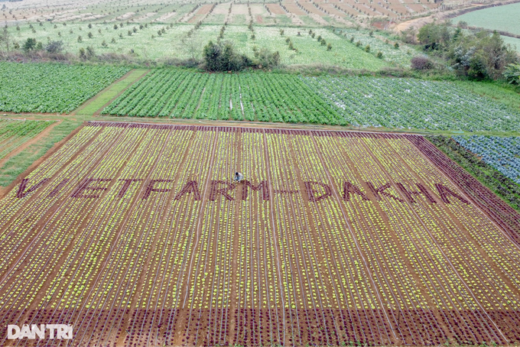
[0,63,129,113]
[428,135,520,213]
[453,136,520,184]
[102,70,344,125]
[0,119,54,160]
[301,75,520,131]
[2,122,520,346]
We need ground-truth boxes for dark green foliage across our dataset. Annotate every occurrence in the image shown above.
[22,38,37,52]
[418,23,518,80]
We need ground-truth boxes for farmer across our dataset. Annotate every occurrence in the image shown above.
[234,172,244,183]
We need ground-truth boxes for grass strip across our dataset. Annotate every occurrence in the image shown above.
[75,69,149,116]
[0,120,82,187]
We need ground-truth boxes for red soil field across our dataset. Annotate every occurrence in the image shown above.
[1,122,520,346]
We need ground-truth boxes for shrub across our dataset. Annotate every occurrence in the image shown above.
[45,40,63,53]
[79,47,87,60]
[22,38,37,52]
[376,51,383,59]
[411,56,433,70]
[503,64,520,84]
[364,44,370,52]
[394,42,399,49]
[327,43,332,51]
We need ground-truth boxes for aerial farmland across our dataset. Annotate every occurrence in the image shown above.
[0,0,520,345]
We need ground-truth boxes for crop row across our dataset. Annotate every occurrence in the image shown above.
[102,70,345,125]
[2,123,520,346]
[453,135,520,184]
[0,63,129,113]
[0,119,54,160]
[428,135,520,211]
[301,75,520,131]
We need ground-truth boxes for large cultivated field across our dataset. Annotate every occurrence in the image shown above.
[1,122,520,346]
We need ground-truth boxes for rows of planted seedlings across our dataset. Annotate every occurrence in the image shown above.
[391,136,520,343]
[3,123,520,346]
[77,126,190,347]
[25,125,151,347]
[315,132,446,345]
[0,63,129,113]
[101,70,344,125]
[289,131,395,346]
[374,134,520,344]
[341,133,508,345]
[234,129,283,346]
[182,129,236,346]
[301,76,520,131]
[0,124,131,345]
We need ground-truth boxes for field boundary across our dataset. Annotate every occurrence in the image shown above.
[73,69,150,117]
[0,122,85,200]
[0,120,60,170]
[87,120,425,136]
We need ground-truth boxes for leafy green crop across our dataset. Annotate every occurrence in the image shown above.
[0,63,129,113]
[102,69,345,125]
[302,75,520,131]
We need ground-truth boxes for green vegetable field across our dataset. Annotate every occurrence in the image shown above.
[301,75,520,131]
[102,69,345,125]
[0,63,129,113]
[101,68,520,131]
[0,119,54,160]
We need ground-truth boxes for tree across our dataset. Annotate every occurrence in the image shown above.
[88,32,93,39]
[327,43,332,51]
[202,40,252,71]
[86,46,95,59]
[417,23,450,50]
[45,40,63,53]
[79,47,87,60]
[23,38,37,52]
[78,35,83,43]
[0,27,12,52]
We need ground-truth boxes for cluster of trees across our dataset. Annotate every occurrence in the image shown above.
[202,40,280,71]
[415,22,518,80]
